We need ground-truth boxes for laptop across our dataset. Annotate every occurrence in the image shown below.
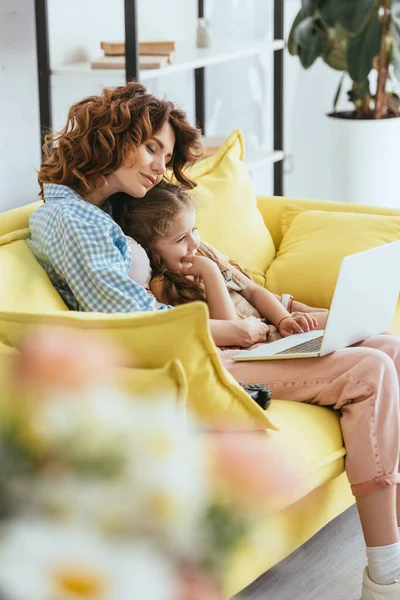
[233,241,400,362]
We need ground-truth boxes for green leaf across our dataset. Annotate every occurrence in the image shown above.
[348,79,371,103]
[288,9,307,56]
[323,36,347,71]
[347,14,382,82]
[321,0,377,34]
[319,1,336,27]
[295,17,327,68]
[301,0,318,17]
[333,74,345,111]
[391,0,400,81]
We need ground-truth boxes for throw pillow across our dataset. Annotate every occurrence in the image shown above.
[186,129,276,282]
[265,205,400,308]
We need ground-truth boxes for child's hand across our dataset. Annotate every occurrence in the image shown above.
[180,255,219,279]
[278,314,318,337]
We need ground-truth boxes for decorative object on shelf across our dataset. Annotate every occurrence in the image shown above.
[92,40,176,70]
[197,17,212,48]
[91,55,169,70]
[100,40,176,63]
[288,0,400,208]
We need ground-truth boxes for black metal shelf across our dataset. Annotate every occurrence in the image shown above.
[34,0,284,194]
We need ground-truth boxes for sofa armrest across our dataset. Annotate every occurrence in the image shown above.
[257,195,400,250]
[0,201,43,238]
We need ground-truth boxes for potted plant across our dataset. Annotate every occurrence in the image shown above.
[288,0,400,207]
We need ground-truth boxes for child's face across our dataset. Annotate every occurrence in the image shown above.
[155,206,200,271]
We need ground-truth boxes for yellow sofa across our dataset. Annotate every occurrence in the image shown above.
[2,194,400,597]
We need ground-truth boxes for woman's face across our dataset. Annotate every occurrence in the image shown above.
[155,206,200,271]
[111,121,176,198]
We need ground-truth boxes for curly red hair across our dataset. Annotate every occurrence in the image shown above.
[38,82,202,198]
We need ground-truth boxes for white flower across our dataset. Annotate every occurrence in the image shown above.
[0,518,176,600]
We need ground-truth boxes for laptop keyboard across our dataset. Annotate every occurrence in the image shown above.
[275,335,324,356]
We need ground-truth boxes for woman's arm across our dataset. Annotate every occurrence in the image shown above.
[181,256,237,321]
[55,204,169,313]
[209,317,269,347]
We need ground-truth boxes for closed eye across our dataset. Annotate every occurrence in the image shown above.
[176,236,186,243]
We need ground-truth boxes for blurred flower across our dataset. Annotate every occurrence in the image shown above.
[0,518,176,600]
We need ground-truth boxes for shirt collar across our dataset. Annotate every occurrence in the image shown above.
[43,183,84,203]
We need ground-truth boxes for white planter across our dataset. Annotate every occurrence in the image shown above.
[327,115,400,208]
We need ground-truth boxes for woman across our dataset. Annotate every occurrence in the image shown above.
[30,82,400,600]
[28,82,200,313]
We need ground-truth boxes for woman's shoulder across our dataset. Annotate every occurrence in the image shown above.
[30,191,124,250]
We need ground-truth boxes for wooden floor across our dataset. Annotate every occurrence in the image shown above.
[236,506,366,600]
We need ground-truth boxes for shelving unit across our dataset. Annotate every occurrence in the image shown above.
[34,0,285,194]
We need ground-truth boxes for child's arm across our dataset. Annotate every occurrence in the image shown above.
[231,268,317,336]
[181,255,238,321]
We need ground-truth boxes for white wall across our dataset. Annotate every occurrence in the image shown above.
[0,0,41,211]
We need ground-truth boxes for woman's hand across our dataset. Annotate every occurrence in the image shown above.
[278,314,318,338]
[291,299,329,314]
[236,317,269,347]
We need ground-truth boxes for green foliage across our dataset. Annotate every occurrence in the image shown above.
[288,0,400,118]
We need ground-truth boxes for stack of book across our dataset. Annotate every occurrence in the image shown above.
[91,41,176,70]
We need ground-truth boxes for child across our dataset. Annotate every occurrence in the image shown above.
[112,181,327,340]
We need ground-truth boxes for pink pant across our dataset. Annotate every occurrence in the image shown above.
[220,333,400,497]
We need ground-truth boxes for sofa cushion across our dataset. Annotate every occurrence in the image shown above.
[186,130,276,284]
[0,303,277,431]
[265,204,400,308]
[267,399,346,502]
[0,230,68,312]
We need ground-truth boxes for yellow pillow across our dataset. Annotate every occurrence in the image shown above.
[187,130,276,280]
[112,360,188,408]
[0,230,68,313]
[265,205,400,308]
[0,302,277,431]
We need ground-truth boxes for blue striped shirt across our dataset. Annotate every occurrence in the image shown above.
[27,183,169,313]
